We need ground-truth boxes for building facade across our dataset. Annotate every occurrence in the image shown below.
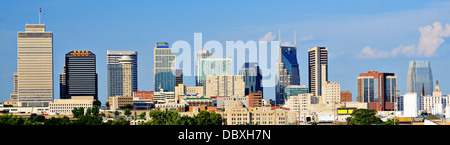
[406,60,433,96]
[154,42,176,92]
[308,47,328,97]
[64,50,98,100]
[119,56,134,97]
[205,74,245,98]
[248,91,263,108]
[322,81,341,104]
[106,51,138,97]
[340,90,352,102]
[49,96,94,115]
[17,24,53,107]
[195,51,232,87]
[284,85,309,100]
[357,70,397,111]
[239,62,263,95]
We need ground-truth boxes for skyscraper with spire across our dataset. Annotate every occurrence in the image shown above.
[275,31,297,106]
[406,60,433,96]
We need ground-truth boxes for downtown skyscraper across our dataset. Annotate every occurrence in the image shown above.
[308,46,328,97]
[239,62,263,95]
[154,42,176,92]
[275,32,292,106]
[63,51,98,100]
[406,60,433,96]
[107,50,138,97]
[17,24,53,107]
[195,50,232,87]
[357,70,397,111]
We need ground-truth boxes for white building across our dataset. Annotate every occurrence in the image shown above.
[286,93,315,111]
[49,96,94,115]
[206,74,245,98]
[154,89,175,103]
[321,81,341,104]
[403,93,419,117]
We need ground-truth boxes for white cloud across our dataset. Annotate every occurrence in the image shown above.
[417,22,450,57]
[358,21,450,59]
[259,32,276,42]
[299,35,314,42]
[357,46,390,59]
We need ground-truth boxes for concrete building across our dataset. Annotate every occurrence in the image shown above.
[107,96,133,110]
[205,74,245,98]
[248,91,263,108]
[308,46,328,97]
[340,90,352,102]
[107,51,138,98]
[155,99,187,112]
[154,42,176,92]
[175,69,183,86]
[49,96,94,115]
[215,96,249,110]
[17,24,53,107]
[175,84,204,100]
[153,89,175,103]
[183,96,213,106]
[286,93,315,111]
[59,65,67,99]
[133,91,154,101]
[119,56,134,97]
[221,101,290,125]
[322,81,341,104]
[403,93,419,117]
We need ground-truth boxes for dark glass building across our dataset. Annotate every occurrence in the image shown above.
[64,50,98,100]
[239,62,263,95]
[280,46,300,85]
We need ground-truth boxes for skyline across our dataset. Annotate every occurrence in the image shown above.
[1,1,450,104]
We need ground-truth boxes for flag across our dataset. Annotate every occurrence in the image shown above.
[39,7,42,13]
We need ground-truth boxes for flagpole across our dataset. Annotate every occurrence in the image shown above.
[39,7,41,24]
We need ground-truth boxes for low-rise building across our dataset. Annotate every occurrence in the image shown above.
[49,96,94,115]
[108,96,133,110]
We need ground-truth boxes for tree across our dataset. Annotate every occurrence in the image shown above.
[139,112,146,120]
[124,109,132,117]
[346,109,383,125]
[93,100,101,107]
[193,110,223,125]
[86,108,92,116]
[92,105,99,116]
[114,110,120,118]
[78,107,85,117]
[106,102,110,110]
[383,118,399,125]
[72,107,79,118]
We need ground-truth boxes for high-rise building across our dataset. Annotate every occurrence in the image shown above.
[17,24,53,107]
[154,42,176,92]
[357,70,397,111]
[64,50,98,100]
[195,50,232,87]
[107,51,137,97]
[60,65,68,99]
[308,47,328,97]
[280,45,300,85]
[406,60,433,96]
[239,62,263,95]
[175,69,183,86]
[119,56,133,97]
[205,74,245,98]
[275,32,291,106]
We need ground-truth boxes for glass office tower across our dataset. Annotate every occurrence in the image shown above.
[107,51,138,97]
[407,60,433,96]
[154,42,176,92]
[65,50,98,100]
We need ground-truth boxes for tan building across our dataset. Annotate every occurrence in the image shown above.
[221,101,289,125]
[119,56,133,97]
[322,81,341,104]
[108,96,133,110]
[308,47,328,97]
[206,74,245,98]
[286,93,316,111]
[340,90,352,102]
[155,99,187,112]
[17,24,53,107]
[49,96,94,115]
[175,84,204,100]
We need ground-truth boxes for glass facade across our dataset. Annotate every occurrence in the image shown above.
[407,60,433,96]
[154,42,176,92]
[280,46,300,85]
[239,62,263,95]
[284,85,308,100]
[65,51,98,100]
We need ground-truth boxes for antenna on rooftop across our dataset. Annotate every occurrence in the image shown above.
[39,7,42,24]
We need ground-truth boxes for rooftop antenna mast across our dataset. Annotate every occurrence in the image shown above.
[39,7,42,24]
[294,31,296,48]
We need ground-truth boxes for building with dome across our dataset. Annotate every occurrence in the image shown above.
[221,100,291,125]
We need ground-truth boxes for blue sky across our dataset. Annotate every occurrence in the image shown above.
[1,0,450,104]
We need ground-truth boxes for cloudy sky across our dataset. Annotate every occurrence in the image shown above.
[1,0,450,103]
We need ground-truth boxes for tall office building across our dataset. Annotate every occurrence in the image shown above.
[60,65,68,99]
[406,60,433,96]
[195,50,232,87]
[175,69,183,86]
[239,62,263,95]
[17,24,53,107]
[357,70,397,111]
[284,85,308,100]
[119,56,133,97]
[280,45,300,85]
[275,32,291,106]
[308,47,328,97]
[107,50,137,97]
[154,42,176,92]
[64,51,98,100]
